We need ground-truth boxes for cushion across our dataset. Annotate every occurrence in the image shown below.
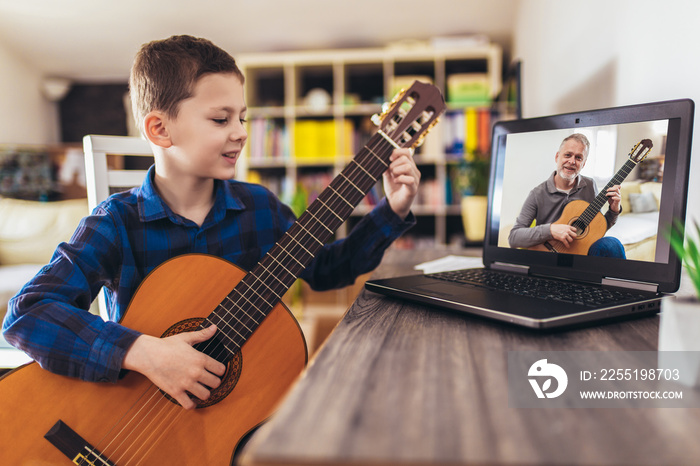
[639,181,662,208]
[0,198,88,265]
[620,181,642,215]
[629,192,658,213]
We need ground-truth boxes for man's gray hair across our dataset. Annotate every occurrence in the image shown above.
[559,133,590,157]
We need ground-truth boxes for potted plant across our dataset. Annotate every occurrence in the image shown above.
[658,219,700,386]
[452,154,490,243]
[667,219,700,299]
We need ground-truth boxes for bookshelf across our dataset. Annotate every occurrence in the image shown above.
[236,42,509,246]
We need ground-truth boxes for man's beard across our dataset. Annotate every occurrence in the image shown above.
[558,166,579,181]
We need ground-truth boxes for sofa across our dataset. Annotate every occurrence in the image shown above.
[605,180,662,262]
[0,197,90,336]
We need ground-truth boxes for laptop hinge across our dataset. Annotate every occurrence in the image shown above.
[491,261,530,275]
[602,277,659,293]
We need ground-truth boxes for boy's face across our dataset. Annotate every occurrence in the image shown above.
[162,72,247,180]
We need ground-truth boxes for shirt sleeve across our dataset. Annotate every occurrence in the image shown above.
[2,209,141,383]
[604,205,621,229]
[299,197,416,291]
[508,189,552,248]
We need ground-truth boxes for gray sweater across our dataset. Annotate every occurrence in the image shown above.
[508,172,620,248]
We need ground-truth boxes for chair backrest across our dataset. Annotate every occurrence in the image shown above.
[82,134,153,211]
[82,135,153,319]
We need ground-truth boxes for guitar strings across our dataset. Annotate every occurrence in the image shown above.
[171,113,402,381]
[125,404,188,466]
[577,160,636,227]
[88,101,428,464]
[84,131,398,465]
[193,122,400,357]
[174,137,394,355]
[111,133,396,464]
[92,384,181,463]
[545,158,638,252]
[194,104,428,365]
[204,128,398,353]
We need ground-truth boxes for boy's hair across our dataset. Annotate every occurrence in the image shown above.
[129,35,244,133]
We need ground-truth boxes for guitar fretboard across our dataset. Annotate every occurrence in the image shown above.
[191,81,445,360]
[205,133,396,356]
[574,158,638,229]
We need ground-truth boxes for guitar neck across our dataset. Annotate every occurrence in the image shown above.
[248,133,393,292]
[207,132,395,351]
[199,80,445,355]
[577,158,637,227]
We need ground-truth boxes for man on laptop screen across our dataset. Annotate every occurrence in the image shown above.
[507,133,626,258]
[366,99,693,329]
[497,120,666,264]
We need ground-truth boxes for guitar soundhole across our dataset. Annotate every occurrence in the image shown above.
[160,318,243,409]
[568,217,588,239]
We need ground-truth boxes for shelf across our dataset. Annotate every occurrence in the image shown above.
[248,159,288,169]
[248,107,287,119]
[236,43,504,247]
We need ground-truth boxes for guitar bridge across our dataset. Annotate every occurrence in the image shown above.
[45,420,114,465]
[542,241,558,253]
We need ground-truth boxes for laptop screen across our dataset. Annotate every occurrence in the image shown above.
[484,99,694,292]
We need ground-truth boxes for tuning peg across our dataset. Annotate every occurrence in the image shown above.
[413,118,440,148]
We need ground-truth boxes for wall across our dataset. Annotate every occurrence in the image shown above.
[513,0,700,224]
[0,40,59,144]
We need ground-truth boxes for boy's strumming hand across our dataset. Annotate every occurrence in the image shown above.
[122,325,226,410]
[383,148,421,220]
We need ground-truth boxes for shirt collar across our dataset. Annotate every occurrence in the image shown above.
[136,165,245,224]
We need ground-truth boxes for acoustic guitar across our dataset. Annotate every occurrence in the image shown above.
[529,139,653,255]
[0,81,445,465]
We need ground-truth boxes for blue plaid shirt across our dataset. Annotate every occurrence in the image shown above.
[3,166,414,382]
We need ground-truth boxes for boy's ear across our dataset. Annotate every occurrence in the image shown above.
[143,111,172,148]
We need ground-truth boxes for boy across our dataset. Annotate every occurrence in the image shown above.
[2,35,419,409]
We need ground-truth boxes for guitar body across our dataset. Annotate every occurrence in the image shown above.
[0,254,307,465]
[529,199,608,255]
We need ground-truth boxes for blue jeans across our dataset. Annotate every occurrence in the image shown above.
[588,237,626,259]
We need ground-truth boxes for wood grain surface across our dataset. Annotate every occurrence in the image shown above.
[241,248,700,466]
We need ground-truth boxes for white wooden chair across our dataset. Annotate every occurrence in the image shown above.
[82,135,153,318]
[83,134,153,211]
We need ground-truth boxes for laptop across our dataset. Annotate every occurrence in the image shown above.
[366,99,694,329]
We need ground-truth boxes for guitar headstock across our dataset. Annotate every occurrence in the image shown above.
[371,81,446,149]
[629,139,653,163]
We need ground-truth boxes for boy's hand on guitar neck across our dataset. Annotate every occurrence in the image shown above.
[122,325,226,410]
[383,148,421,220]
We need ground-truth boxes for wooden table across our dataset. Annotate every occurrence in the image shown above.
[241,248,700,465]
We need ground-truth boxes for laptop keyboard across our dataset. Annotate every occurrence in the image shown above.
[429,269,647,307]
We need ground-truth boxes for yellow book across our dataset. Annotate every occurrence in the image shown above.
[339,119,354,156]
[465,108,478,158]
[317,120,337,159]
[247,170,262,184]
[294,120,353,160]
[294,120,320,159]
